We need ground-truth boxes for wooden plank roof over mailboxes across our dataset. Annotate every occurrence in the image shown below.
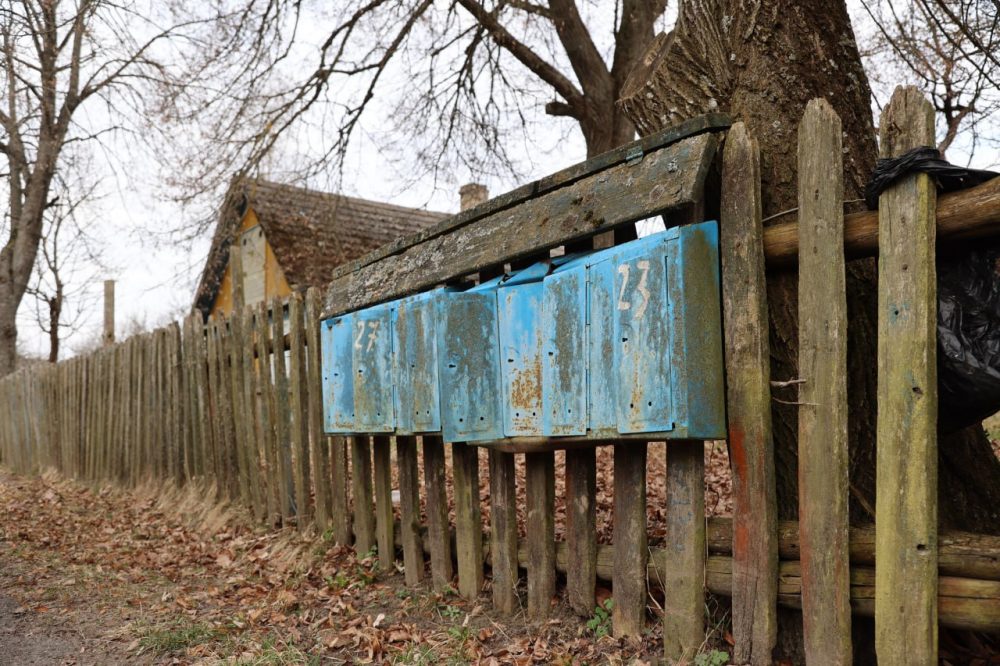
[321,113,731,318]
[192,177,449,319]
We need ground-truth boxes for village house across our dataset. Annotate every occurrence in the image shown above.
[192,178,465,319]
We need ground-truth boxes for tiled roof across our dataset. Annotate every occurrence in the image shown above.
[192,178,448,318]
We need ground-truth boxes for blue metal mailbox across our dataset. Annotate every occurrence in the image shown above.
[391,289,448,434]
[537,219,725,440]
[593,220,725,439]
[321,313,356,433]
[497,261,552,437]
[321,219,724,442]
[541,258,589,436]
[352,302,394,432]
[437,276,505,442]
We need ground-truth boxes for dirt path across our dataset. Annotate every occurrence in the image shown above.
[0,572,132,665]
[2,468,717,664]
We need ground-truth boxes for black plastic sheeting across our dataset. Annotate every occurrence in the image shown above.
[866,147,999,433]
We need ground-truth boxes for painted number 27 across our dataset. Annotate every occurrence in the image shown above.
[354,319,381,352]
[617,260,650,320]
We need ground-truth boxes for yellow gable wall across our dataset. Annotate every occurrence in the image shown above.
[210,208,292,318]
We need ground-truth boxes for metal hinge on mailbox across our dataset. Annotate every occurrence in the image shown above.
[625,145,644,165]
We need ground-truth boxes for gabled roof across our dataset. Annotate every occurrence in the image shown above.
[192,178,449,318]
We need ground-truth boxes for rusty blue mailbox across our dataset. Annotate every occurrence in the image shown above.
[537,219,725,440]
[598,220,725,438]
[391,289,450,434]
[352,302,395,432]
[497,261,552,437]
[321,313,356,433]
[437,275,505,442]
[540,258,589,436]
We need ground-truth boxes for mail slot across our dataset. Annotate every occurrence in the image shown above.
[392,289,449,434]
[437,275,505,442]
[321,313,356,433]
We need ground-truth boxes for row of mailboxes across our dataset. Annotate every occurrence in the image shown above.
[321,220,726,442]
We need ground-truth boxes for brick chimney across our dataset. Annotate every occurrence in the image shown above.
[459,183,489,212]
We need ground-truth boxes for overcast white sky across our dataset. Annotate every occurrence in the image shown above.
[13,1,999,359]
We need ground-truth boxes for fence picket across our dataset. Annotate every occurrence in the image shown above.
[875,86,938,665]
[797,98,852,663]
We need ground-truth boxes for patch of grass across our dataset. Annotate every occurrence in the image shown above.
[586,599,614,639]
[437,603,462,621]
[392,643,439,665]
[693,649,730,666]
[232,636,320,665]
[137,620,221,654]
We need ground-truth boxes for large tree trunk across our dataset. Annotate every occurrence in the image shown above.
[620,0,1000,661]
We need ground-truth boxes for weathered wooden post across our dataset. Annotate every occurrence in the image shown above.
[875,85,938,665]
[797,98,852,663]
[720,122,778,666]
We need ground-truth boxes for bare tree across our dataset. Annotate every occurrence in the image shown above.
[0,0,217,376]
[861,0,1000,159]
[160,0,671,227]
[22,166,105,363]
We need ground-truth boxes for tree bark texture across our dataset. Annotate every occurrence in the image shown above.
[619,0,1000,661]
[619,0,1000,532]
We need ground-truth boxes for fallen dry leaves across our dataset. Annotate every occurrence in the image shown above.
[0,465,732,664]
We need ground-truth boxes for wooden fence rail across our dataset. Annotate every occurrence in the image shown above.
[1,88,998,664]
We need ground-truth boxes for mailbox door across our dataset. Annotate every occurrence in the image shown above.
[392,293,442,433]
[586,254,619,436]
[498,281,544,436]
[322,314,356,433]
[612,234,676,434]
[541,263,588,436]
[352,304,395,432]
[438,290,503,442]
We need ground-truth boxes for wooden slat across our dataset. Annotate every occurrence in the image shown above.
[253,303,278,523]
[796,98,852,663]
[271,297,294,523]
[453,443,483,599]
[662,440,706,661]
[206,319,223,495]
[875,86,938,665]
[305,288,335,535]
[228,310,251,504]
[351,435,377,555]
[288,292,312,530]
[323,133,719,316]
[195,317,213,483]
[525,451,555,618]
[423,435,453,588]
[613,444,647,637]
[489,449,518,614]
[168,323,183,484]
[720,121,778,666]
[396,435,424,585]
[373,435,395,570]
[241,306,266,520]
[565,439,597,617]
[329,436,351,544]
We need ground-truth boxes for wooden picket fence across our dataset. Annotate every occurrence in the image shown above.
[2,86,1000,665]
